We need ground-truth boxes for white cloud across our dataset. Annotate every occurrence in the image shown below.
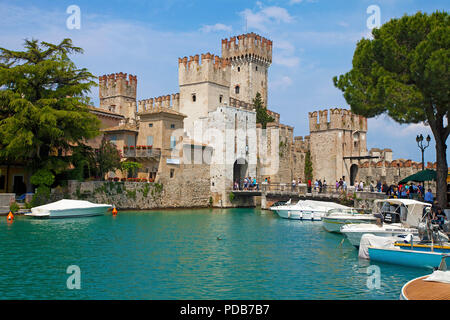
[270,76,293,89]
[240,6,294,32]
[200,23,232,33]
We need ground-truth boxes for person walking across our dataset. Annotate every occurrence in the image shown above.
[424,189,434,204]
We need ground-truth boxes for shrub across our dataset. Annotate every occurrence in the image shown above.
[10,202,20,213]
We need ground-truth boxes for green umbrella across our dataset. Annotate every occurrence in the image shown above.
[399,169,436,184]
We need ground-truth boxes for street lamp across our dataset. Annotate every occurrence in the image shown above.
[416,134,431,171]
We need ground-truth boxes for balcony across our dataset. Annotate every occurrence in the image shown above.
[123,147,161,158]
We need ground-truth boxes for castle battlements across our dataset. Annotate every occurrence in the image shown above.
[99,72,137,100]
[309,108,368,132]
[138,93,180,112]
[178,53,230,87]
[221,33,272,64]
[294,136,310,152]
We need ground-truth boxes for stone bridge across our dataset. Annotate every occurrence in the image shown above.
[231,183,389,209]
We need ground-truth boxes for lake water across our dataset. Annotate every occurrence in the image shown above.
[0,208,429,300]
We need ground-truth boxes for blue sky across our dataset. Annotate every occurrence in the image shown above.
[0,0,448,163]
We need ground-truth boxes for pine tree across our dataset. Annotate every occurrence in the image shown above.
[0,38,100,182]
[253,92,274,129]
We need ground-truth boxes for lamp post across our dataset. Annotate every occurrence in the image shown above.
[416,134,431,171]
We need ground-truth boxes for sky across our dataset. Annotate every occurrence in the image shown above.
[0,0,448,164]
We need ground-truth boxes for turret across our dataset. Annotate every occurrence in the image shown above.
[99,72,137,120]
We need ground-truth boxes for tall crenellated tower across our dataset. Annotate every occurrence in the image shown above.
[308,108,368,185]
[99,72,137,120]
[221,33,272,106]
[178,53,231,136]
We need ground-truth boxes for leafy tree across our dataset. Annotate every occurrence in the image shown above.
[0,38,100,181]
[254,92,274,129]
[333,11,449,207]
[304,150,313,181]
[121,161,142,178]
[96,138,121,180]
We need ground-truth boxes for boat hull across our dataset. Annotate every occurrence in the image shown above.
[322,218,376,233]
[342,226,418,248]
[275,209,323,221]
[368,247,446,269]
[27,206,110,218]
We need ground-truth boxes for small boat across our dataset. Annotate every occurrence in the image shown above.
[26,199,112,218]
[400,255,450,300]
[359,211,450,269]
[341,199,431,248]
[322,208,377,233]
[359,233,449,269]
[271,200,349,221]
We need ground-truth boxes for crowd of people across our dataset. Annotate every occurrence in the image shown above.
[233,176,259,191]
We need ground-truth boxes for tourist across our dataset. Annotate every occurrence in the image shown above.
[243,177,248,190]
[359,180,364,192]
[292,179,296,191]
[343,179,347,191]
[376,180,381,192]
[253,177,258,191]
[297,177,302,186]
[323,179,327,193]
[424,189,434,204]
[370,181,375,192]
[307,179,312,193]
[318,179,323,193]
[314,179,319,192]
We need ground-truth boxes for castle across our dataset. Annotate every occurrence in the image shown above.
[83,32,436,207]
[1,32,432,203]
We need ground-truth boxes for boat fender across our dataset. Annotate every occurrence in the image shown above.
[112,207,118,216]
[7,211,14,221]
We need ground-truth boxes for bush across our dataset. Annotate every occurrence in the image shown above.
[10,202,20,213]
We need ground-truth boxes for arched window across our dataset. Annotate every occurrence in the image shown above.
[237,67,240,72]
[235,85,240,94]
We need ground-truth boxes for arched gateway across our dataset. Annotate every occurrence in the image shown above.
[233,158,248,190]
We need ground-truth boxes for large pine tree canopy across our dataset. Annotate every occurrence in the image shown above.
[0,38,100,177]
[334,11,449,207]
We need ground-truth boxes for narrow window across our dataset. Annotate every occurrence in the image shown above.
[235,85,240,94]
[237,67,240,72]
[255,66,258,71]
[192,94,196,102]
[170,124,175,129]
[170,169,175,178]
[147,136,154,146]
[219,95,223,103]
[148,123,153,127]
[170,136,176,149]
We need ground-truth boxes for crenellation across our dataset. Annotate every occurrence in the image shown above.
[179,52,231,87]
[221,32,272,63]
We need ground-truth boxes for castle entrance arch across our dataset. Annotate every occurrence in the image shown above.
[350,164,358,186]
[233,158,248,190]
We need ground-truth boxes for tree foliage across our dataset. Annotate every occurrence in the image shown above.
[0,38,100,178]
[254,92,274,129]
[121,161,142,178]
[304,150,313,181]
[333,11,449,207]
[96,138,121,180]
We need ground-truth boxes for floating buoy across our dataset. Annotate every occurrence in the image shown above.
[7,211,14,221]
[112,207,118,216]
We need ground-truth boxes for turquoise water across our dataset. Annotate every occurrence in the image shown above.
[0,208,429,300]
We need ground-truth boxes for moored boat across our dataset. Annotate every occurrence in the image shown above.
[341,199,431,247]
[400,255,450,300]
[271,200,349,221]
[322,208,377,233]
[25,199,112,218]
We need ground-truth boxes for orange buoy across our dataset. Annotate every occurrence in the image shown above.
[112,207,118,216]
[7,211,14,221]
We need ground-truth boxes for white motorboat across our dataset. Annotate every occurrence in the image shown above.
[322,208,378,233]
[26,199,112,218]
[271,200,350,221]
[341,199,431,247]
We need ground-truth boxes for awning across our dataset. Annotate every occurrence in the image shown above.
[399,169,436,184]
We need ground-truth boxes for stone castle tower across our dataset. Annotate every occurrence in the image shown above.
[222,33,272,106]
[308,108,368,185]
[178,53,231,136]
[99,72,137,121]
